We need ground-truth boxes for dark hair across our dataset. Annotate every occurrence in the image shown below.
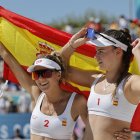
[104,28,133,96]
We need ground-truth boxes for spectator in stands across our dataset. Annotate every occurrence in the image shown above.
[12,128,25,140]
[87,17,104,32]
[8,100,18,113]
[109,21,119,30]
[129,19,138,41]
[7,81,21,91]
[118,15,128,29]
[64,24,74,34]
[94,18,104,32]
[0,96,8,114]
[18,94,31,113]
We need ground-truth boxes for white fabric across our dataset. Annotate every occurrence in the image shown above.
[87,74,137,122]
[30,92,77,139]
[27,58,61,72]
[88,33,128,51]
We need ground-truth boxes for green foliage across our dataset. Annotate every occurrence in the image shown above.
[46,9,115,30]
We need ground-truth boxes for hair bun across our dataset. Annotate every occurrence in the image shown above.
[121,28,129,34]
[120,28,131,43]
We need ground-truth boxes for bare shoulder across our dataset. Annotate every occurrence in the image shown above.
[74,93,87,105]
[130,74,140,80]
[32,85,42,102]
[126,74,140,85]
[71,93,88,121]
[73,93,87,113]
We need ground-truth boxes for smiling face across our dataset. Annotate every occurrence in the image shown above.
[33,66,61,92]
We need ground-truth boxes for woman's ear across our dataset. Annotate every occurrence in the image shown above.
[56,71,62,81]
[58,72,61,78]
[61,78,66,85]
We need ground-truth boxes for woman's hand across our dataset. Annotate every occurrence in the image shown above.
[114,128,132,140]
[68,27,89,49]
[131,38,140,71]
[131,38,140,55]
[58,27,89,65]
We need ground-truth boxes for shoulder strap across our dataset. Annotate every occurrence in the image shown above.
[64,92,76,115]
[35,93,45,109]
[92,74,103,86]
[116,74,131,94]
[118,74,131,88]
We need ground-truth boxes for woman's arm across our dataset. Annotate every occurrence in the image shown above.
[132,38,140,70]
[59,28,101,87]
[129,38,140,99]
[59,28,88,64]
[73,94,93,140]
[0,42,40,100]
[82,118,93,140]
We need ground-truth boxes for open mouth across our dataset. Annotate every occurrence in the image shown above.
[40,82,48,87]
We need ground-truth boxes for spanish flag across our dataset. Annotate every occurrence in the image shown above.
[112,97,119,106]
[0,6,140,131]
[130,103,140,132]
[62,119,67,126]
[0,6,98,98]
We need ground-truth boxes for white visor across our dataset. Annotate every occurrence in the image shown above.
[27,58,61,73]
[87,33,128,51]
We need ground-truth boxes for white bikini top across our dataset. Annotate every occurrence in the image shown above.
[30,92,77,139]
[87,74,137,122]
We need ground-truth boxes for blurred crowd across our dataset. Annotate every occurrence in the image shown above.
[0,14,140,139]
[0,91,32,114]
[64,15,140,43]
[0,62,32,114]
[109,15,140,41]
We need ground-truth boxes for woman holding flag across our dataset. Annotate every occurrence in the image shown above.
[0,42,92,140]
[0,40,132,140]
[59,27,140,140]
[0,5,134,140]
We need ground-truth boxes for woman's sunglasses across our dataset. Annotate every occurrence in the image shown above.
[32,69,54,80]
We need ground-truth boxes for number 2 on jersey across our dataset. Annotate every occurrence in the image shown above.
[44,120,49,127]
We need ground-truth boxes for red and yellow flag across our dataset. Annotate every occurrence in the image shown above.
[0,6,98,98]
[130,103,140,131]
[0,6,140,131]
[0,6,139,93]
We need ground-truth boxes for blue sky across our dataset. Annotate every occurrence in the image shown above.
[0,0,136,24]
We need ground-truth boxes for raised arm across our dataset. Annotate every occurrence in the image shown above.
[59,28,100,87]
[132,38,140,70]
[0,42,40,100]
[59,28,88,64]
[129,38,140,100]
